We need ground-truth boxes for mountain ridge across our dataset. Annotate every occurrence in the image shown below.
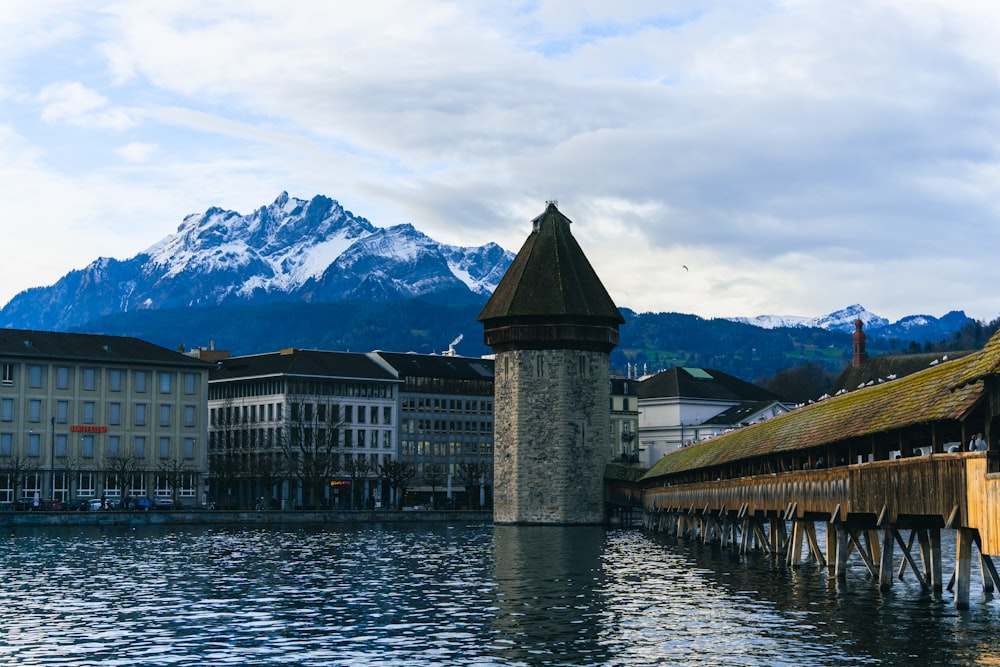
[0,193,978,364]
[0,193,514,331]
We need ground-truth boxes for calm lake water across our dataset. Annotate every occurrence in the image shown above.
[1,521,999,666]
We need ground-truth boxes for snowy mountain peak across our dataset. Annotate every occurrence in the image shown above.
[729,303,969,340]
[0,193,515,332]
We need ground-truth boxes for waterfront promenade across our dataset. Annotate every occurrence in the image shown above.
[0,508,493,528]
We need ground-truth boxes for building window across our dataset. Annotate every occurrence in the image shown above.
[1,363,13,385]
[345,405,353,423]
[183,437,195,460]
[109,402,121,426]
[55,434,67,457]
[83,368,96,391]
[28,365,43,388]
[0,433,12,456]
[383,430,391,449]
[159,437,170,459]
[0,399,12,422]
[358,407,366,424]
[357,429,365,448]
[184,373,197,395]
[109,369,122,392]
[383,406,392,424]
[108,435,120,456]
[56,401,68,424]
[159,372,172,394]
[82,402,95,425]
[56,367,69,390]
[184,405,196,428]
[28,433,41,457]
[81,435,94,458]
[135,403,147,427]
[28,399,41,423]
[135,371,147,393]
[159,404,171,427]
[134,436,146,458]
[78,473,95,497]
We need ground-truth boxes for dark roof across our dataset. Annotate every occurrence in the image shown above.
[638,367,784,402]
[701,401,783,426]
[830,350,974,394]
[478,202,624,324]
[374,351,494,381]
[641,332,998,481]
[210,349,399,383]
[0,328,209,368]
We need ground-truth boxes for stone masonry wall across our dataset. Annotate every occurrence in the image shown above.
[493,347,612,524]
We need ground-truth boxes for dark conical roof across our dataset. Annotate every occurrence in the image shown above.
[478,202,624,323]
[478,202,623,352]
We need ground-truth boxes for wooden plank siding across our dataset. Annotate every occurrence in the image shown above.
[642,454,982,535]
[965,457,1000,554]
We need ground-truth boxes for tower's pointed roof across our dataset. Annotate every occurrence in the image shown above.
[478,202,624,323]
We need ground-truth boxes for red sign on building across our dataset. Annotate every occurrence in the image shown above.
[70,425,109,433]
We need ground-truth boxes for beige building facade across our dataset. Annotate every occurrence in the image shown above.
[0,329,210,507]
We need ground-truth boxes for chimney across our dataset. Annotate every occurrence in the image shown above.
[852,319,867,367]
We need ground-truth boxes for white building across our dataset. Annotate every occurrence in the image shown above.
[637,366,792,464]
[207,348,400,509]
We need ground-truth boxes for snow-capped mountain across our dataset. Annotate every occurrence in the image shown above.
[730,304,886,332]
[730,303,971,340]
[0,193,514,331]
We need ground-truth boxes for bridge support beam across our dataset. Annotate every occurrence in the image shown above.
[955,528,974,609]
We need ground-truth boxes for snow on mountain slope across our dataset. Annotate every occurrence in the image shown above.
[0,192,515,331]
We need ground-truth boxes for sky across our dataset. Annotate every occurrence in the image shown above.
[2,1,1000,323]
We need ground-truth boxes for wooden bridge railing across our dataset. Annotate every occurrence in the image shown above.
[639,453,1000,552]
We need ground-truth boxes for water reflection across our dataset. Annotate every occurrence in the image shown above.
[491,526,609,666]
[0,523,998,666]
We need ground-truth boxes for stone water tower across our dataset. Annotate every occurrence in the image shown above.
[478,202,625,524]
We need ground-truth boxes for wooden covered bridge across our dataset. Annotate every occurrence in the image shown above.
[614,330,1000,608]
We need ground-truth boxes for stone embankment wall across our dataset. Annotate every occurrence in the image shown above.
[0,510,493,528]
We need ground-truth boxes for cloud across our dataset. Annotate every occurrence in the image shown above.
[115,141,157,162]
[3,1,1000,322]
[38,81,135,130]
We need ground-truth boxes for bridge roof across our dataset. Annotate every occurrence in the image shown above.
[641,331,1000,481]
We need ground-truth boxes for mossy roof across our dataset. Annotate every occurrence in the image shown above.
[641,331,1000,482]
[478,202,624,324]
[830,350,973,394]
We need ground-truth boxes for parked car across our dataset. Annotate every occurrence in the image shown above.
[69,497,93,511]
[154,498,175,510]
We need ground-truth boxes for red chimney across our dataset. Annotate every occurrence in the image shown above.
[852,319,867,367]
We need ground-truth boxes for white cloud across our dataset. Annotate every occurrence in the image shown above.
[115,141,157,162]
[2,1,1000,324]
[38,81,135,130]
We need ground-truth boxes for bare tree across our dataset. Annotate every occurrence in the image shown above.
[104,454,143,507]
[343,454,372,509]
[54,454,87,502]
[281,402,345,509]
[0,455,39,508]
[423,462,446,509]
[209,398,246,508]
[379,459,416,509]
[457,460,490,510]
[158,459,192,506]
